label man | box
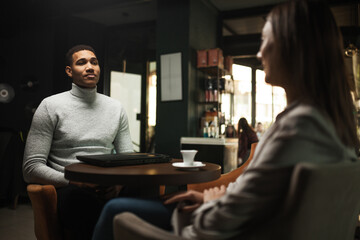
[255,122,264,138]
[23,45,133,239]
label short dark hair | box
[65,44,96,66]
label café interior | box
[0,0,359,239]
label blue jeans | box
[92,197,176,240]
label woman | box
[92,1,358,239]
[237,117,258,165]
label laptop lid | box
[76,152,171,167]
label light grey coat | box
[173,102,357,239]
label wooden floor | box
[0,198,36,240]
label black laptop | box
[76,152,171,167]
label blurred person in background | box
[237,117,259,165]
[255,122,265,138]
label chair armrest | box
[187,163,247,192]
[27,184,62,240]
[188,142,258,193]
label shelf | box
[198,101,219,104]
[196,63,233,137]
[198,66,226,76]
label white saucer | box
[172,161,206,169]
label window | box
[231,64,287,131]
[148,62,157,127]
[255,69,287,129]
[233,64,252,125]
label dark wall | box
[0,2,106,133]
[52,16,106,94]
[103,21,156,95]
[155,0,218,158]
[0,1,54,132]
[103,21,157,152]
[155,0,190,158]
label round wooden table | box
[65,159,221,186]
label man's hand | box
[98,185,123,200]
[163,190,204,213]
[69,181,123,200]
[203,185,226,203]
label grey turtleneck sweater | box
[23,83,133,187]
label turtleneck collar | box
[70,83,97,102]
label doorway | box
[110,71,141,152]
[146,61,157,153]
[109,61,157,153]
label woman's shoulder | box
[278,103,330,126]
[274,102,341,147]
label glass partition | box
[231,64,287,133]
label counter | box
[180,137,238,173]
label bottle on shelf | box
[205,77,214,102]
[203,122,209,138]
[213,89,218,102]
[207,87,213,102]
[209,124,215,138]
[207,116,219,138]
[213,116,219,138]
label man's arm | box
[23,101,69,187]
[113,107,133,153]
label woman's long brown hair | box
[237,117,255,136]
[268,0,359,149]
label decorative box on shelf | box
[197,48,225,69]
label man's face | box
[65,50,100,88]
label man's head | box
[65,45,100,88]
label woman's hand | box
[203,185,226,203]
[163,190,204,213]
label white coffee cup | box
[180,150,198,166]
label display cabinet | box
[196,49,234,137]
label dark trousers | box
[57,185,108,240]
[57,185,160,240]
[92,197,176,240]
